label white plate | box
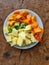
[3,9,44,49]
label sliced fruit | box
[34,27,43,34]
[15,14,22,19]
[34,34,42,42]
[8,15,14,20]
[31,21,38,28]
[31,16,36,22]
[27,14,32,19]
[13,11,20,15]
[20,9,28,16]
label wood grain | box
[0,0,49,65]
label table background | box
[0,0,49,65]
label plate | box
[3,9,44,49]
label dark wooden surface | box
[0,0,49,65]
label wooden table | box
[0,0,49,65]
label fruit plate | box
[3,9,44,49]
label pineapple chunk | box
[17,31,26,46]
[4,27,8,34]
[12,28,18,36]
[6,36,12,42]
[19,31,26,39]
[26,33,31,39]
[11,37,17,46]
[17,36,23,46]
[8,33,14,39]
[30,33,37,42]
[25,37,31,45]
[25,25,31,30]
